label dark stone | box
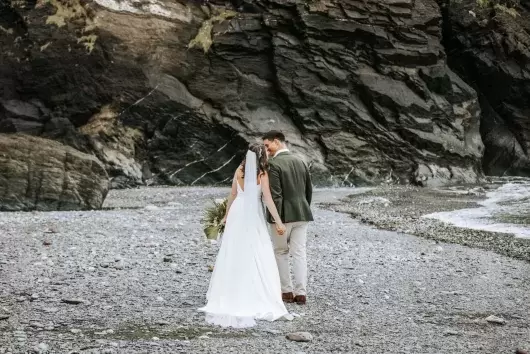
[1,99,42,120]
[110,175,140,190]
[0,134,109,211]
[440,0,530,177]
[0,118,44,135]
[61,298,85,305]
[0,0,501,187]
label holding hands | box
[275,221,286,236]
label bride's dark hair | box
[241,143,268,178]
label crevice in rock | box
[57,151,70,211]
[437,0,530,177]
[264,6,309,136]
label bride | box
[198,143,289,328]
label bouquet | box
[202,198,228,240]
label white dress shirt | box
[273,148,289,158]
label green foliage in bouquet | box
[202,198,228,240]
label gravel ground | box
[325,183,530,263]
[0,187,529,353]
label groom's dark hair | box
[262,130,286,142]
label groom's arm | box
[305,163,313,205]
[268,163,283,218]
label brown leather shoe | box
[294,295,306,305]
[282,292,294,303]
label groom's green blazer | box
[266,151,314,224]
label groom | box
[263,131,313,305]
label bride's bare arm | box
[222,170,239,222]
[260,173,284,228]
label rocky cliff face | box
[0,0,494,187]
[0,134,109,211]
[440,0,530,177]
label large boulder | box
[440,0,530,176]
[0,134,109,211]
[0,0,486,186]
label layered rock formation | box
[440,0,530,177]
[0,134,109,211]
[0,0,492,186]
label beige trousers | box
[270,221,309,296]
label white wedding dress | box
[198,151,289,328]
